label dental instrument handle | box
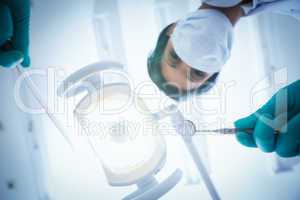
[14,66,74,150]
[2,41,74,149]
[195,128,281,135]
[184,120,281,135]
[183,138,221,200]
[172,117,221,200]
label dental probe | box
[1,41,74,150]
[185,120,281,135]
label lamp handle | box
[57,60,124,98]
[123,169,182,200]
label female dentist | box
[147,0,300,157]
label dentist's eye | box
[194,69,206,77]
[189,69,207,82]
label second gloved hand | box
[0,0,30,68]
[234,80,300,157]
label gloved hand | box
[0,0,30,68]
[234,80,300,157]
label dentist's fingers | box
[5,0,31,67]
[276,113,300,158]
[252,113,276,153]
[234,114,257,148]
[257,80,300,121]
[0,50,23,68]
[0,3,13,46]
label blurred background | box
[0,0,300,199]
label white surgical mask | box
[171,9,234,73]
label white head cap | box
[171,9,234,73]
[203,0,242,7]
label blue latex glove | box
[0,0,30,68]
[234,80,300,157]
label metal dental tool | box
[184,120,281,135]
[2,41,74,149]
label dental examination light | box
[14,59,220,200]
[57,61,182,200]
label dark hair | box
[147,23,219,101]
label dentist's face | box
[161,38,212,92]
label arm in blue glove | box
[0,0,30,68]
[234,80,300,157]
